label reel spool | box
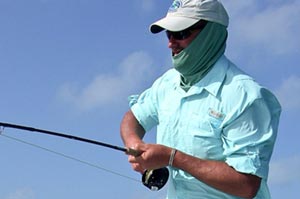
[142,167,169,191]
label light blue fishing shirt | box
[129,55,281,199]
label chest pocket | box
[190,109,225,160]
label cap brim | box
[150,16,199,33]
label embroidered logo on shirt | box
[208,108,224,119]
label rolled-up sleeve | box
[222,93,281,179]
[129,88,159,132]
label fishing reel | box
[126,148,169,191]
[142,167,169,191]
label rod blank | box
[0,122,130,154]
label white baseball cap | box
[150,0,229,33]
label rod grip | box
[126,148,142,157]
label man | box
[120,0,281,198]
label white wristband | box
[168,148,177,166]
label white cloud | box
[58,51,155,111]
[269,155,300,185]
[275,75,300,110]
[140,0,155,12]
[133,0,156,13]
[4,188,35,199]
[226,0,300,55]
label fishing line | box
[0,122,169,191]
[0,132,140,183]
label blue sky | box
[0,0,299,198]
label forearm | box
[172,150,261,198]
[120,110,145,148]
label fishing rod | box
[0,121,169,191]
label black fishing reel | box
[142,167,169,191]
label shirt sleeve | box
[129,87,159,132]
[222,89,281,179]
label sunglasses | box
[166,21,207,40]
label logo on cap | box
[168,0,182,12]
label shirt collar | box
[186,55,229,97]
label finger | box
[131,163,145,173]
[128,154,143,164]
[128,155,136,163]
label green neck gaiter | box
[172,22,228,91]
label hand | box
[128,143,172,173]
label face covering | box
[172,22,228,92]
